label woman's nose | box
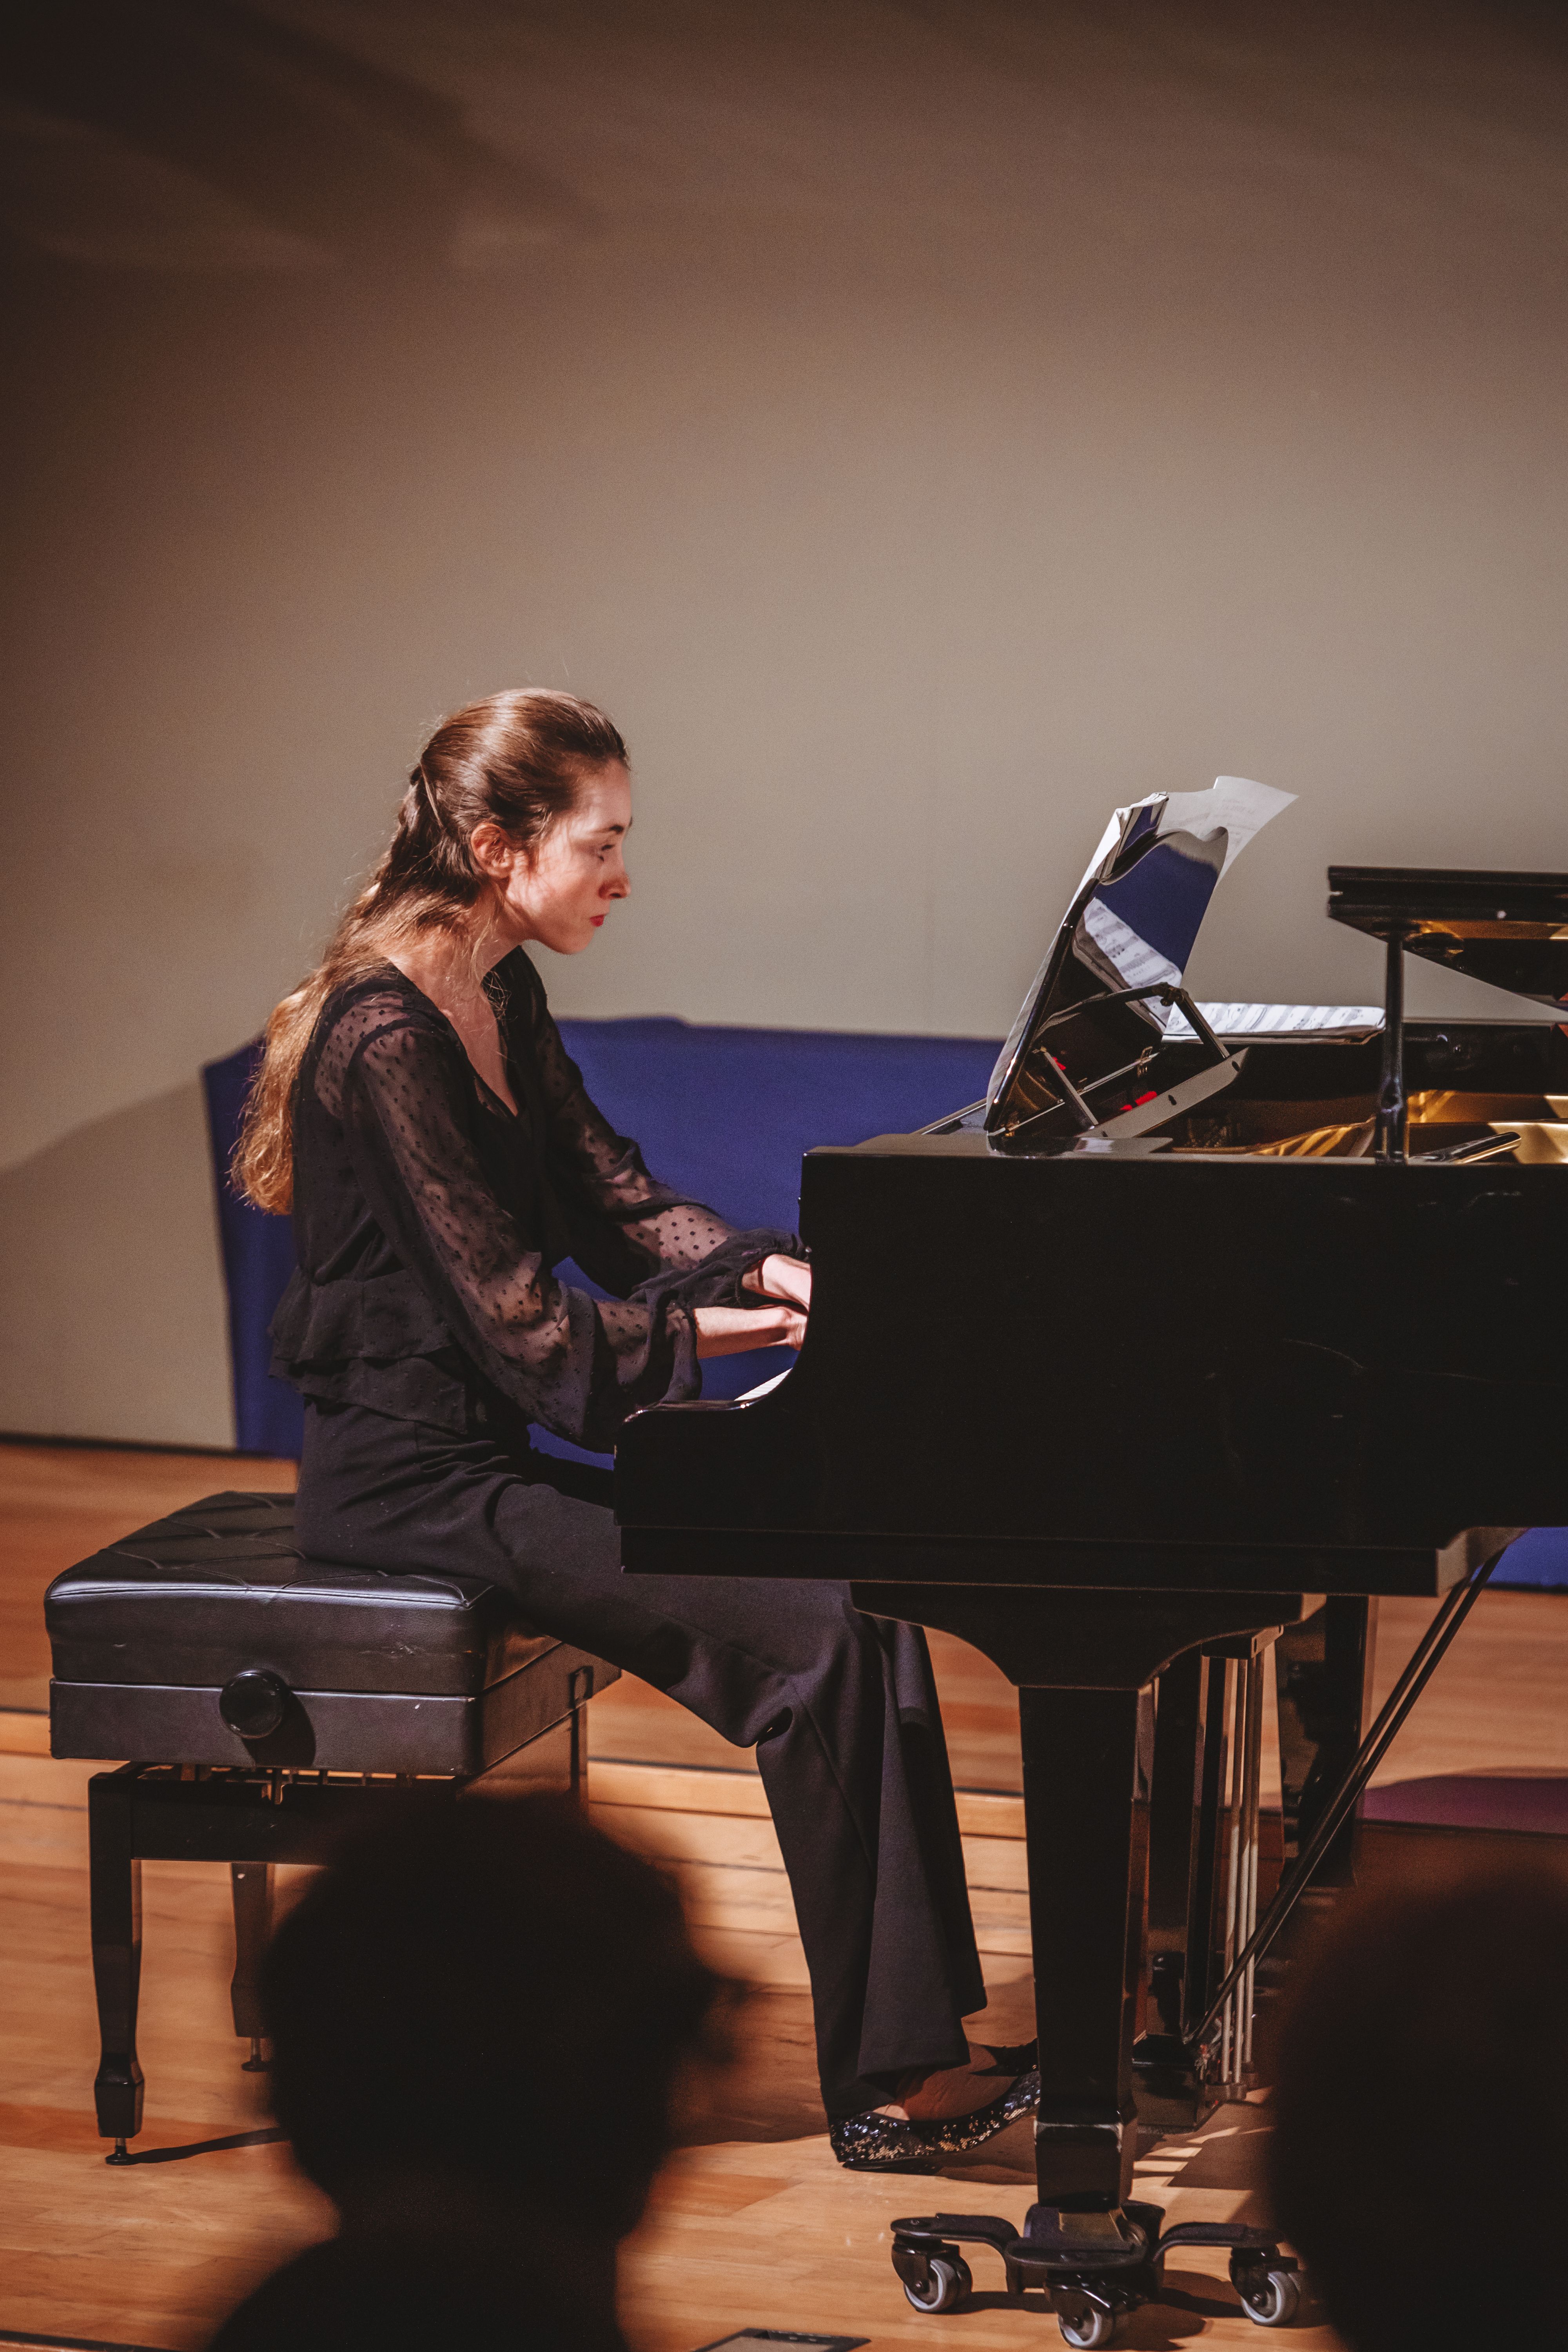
[605,857,630,899]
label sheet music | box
[1080,897,1181,994]
[1069,774,1296,907]
[1163,1002,1383,1042]
[736,1368,792,1401]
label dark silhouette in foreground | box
[1269,1858,1568,2351]
[207,1793,726,2351]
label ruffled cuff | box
[659,1298,702,1405]
[637,1229,805,1315]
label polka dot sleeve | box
[334,1011,700,1452]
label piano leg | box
[1020,1684,1145,2210]
[860,1585,1309,2333]
[895,1666,1299,2327]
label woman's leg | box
[296,1403,984,2117]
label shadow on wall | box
[0,0,586,272]
[0,1077,234,1448]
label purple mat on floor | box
[1363,1775,1568,1835]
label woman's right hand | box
[692,1302,806,1359]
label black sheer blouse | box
[270,952,802,1453]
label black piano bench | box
[44,1490,619,2165]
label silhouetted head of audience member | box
[1269,1859,1568,2352]
[208,1791,725,2352]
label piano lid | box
[1328,867,1568,1009]
[985,776,1294,1140]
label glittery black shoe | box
[829,2067,1040,2172]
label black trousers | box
[294,1399,985,2120]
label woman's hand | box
[692,1254,811,1357]
[693,1302,806,1358]
[741,1253,813,1312]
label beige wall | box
[0,1083,232,1446]
[2,0,1565,1441]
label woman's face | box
[491,762,632,956]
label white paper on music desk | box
[1163,1002,1384,1042]
[1070,774,1296,905]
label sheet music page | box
[1067,774,1296,906]
[1164,1002,1383,1041]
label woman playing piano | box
[236,689,1036,2169]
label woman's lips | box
[590,915,606,927]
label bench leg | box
[230,1862,274,2070]
[88,1769,143,2160]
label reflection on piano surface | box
[617,840,1568,2337]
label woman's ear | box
[467,820,517,880]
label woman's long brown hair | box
[233,689,628,1214]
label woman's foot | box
[829,2042,1040,2172]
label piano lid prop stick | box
[1374,926,1410,1162]
[1193,1545,1501,2052]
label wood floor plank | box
[595,1802,786,1873]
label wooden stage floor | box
[3,1439,1567,2348]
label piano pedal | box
[1130,2033,1230,2135]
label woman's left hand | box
[743,1253,812,1313]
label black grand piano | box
[617,803,1568,2344]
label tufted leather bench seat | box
[44,1490,618,2160]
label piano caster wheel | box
[1054,2289,1117,2349]
[1233,2263,1301,2327]
[105,2138,131,2167]
[901,2254,971,2314]
[241,2035,270,2073]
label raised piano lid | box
[1328,866,1568,1009]
[984,776,1293,1143]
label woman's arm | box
[693,1294,807,1357]
[336,1013,705,1451]
[517,965,808,1306]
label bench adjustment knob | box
[219,1668,289,1740]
